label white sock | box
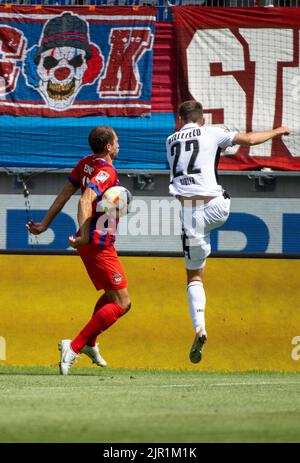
[187,281,206,332]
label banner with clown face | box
[0,6,155,117]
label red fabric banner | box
[173,7,300,170]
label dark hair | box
[88,126,115,154]
[178,100,203,123]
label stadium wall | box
[1,192,300,254]
[0,254,299,371]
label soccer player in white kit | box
[166,100,290,364]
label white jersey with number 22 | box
[166,123,237,197]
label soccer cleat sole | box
[189,334,207,364]
[92,359,107,367]
[80,345,107,367]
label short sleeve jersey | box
[166,124,237,197]
[69,154,119,246]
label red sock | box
[87,294,109,347]
[71,302,125,354]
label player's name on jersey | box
[168,128,202,144]
[180,177,196,185]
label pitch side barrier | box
[0,253,300,370]
[0,250,300,258]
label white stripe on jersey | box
[166,123,237,197]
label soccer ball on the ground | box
[100,186,133,217]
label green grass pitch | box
[0,366,299,443]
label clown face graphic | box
[23,13,103,111]
[36,46,88,110]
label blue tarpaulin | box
[0,112,175,169]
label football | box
[100,186,133,217]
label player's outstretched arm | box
[27,181,78,235]
[234,126,291,146]
[69,187,97,249]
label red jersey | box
[68,154,119,247]
[69,154,118,193]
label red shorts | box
[78,243,127,291]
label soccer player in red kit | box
[27,126,130,373]
[58,126,131,375]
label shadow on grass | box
[0,365,116,376]
[1,366,299,378]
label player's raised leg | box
[187,267,207,364]
[59,288,131,375]
[80,289,131,367]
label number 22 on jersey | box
[170,139,201,179]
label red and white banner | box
[173,7,300,170]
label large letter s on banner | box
[187,28,246,156]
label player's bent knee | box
[123,301,131,313]
[187,266,204,277]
